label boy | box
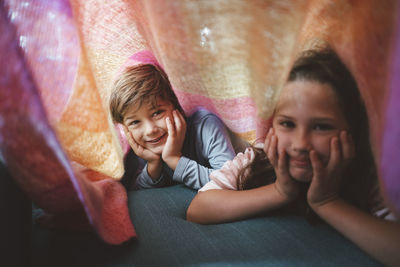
[110,62,236,190]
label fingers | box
[277,147,288,175]
[166,116,175,137]
[263,128,273,155]
[340,131,355,162]
[268,135,278,166]
[172,110,180,132]
[264,128,279,167]
[174,110,186,132]
[327,130,355,171]
[174,110,187,141]
[327,136,341,170]
[167,110,187,138]
[310,150,324,177]
[123,126,144,157]
[123,125,136,146]
[122,125,131,140]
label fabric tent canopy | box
[0,0,399,244]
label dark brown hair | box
[110,64,184,124]
[239,48,378,213]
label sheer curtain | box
[1,0,398,243]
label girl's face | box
[124,97,175,155]
[272,80,349,182]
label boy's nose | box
[144,121,159,135]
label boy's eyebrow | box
[123,112,141,122]
[124,115,136,121]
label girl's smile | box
[289,156,311,168]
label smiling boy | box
[110,63,236,189]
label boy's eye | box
[313,123,334,131]
[152,110,164,117]
[129,120,140,126]
[280,120,295,128]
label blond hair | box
[110,64,183,124]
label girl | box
[186,48,400,266]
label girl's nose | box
[292,130,311,152]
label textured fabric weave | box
[1,0,400,245]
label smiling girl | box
[186,48,400,266]
[110,62,236,190]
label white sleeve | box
[198,148,255,192]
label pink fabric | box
[0,0,135,245]
[2,0,400,241]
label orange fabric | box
[1,0,399,244]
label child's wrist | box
[309,195,341,213]
[148,158,162,166]
[164,155,181,170]
[273,183,295,204]
[147,160,163,181]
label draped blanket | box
[0,0,399,244]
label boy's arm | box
[173,113,236,189]
[135,162,169,189]
[186,184,291,224]
[311,199,400,267]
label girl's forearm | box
[311,199,400,267]
[186,184,291,224]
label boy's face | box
[123,97,175,155]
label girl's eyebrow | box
[310,117,336,123]
[276,114,337,123]
[275,114,293,120]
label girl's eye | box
[313,123,334,131]
[280,121,295,128]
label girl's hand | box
[307,131,355,208]
[123,125,160,163]
[162,110,187,169]
[264,128,300,202]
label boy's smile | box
[145,133,167,146]
[123,97,175,155]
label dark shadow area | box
[0,162,32,267]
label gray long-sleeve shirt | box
[135,108,236,190]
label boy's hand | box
[264,128,300,202]
[307,131,355,209]
[162,110,186,170]
[123,125,161,163]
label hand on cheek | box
[162,110,187,169]
[264,128,300,201]
[123,125,160,163]
[307,131,355,208]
